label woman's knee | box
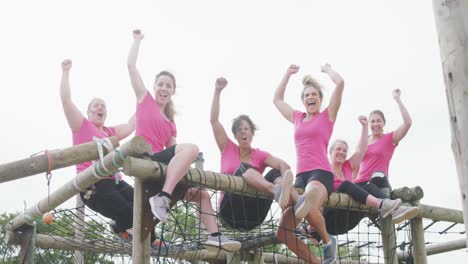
[177,143,199,159]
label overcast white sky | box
[0,0,466,261]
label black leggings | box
[324,182,386,235]
[336,180,387,204]
[80,179,134,232]
[219,163,281,231]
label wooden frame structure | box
[0,136,465,264]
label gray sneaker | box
[294,190,314,220]
[392,206,419,224]
[149,195,171,223]
[274,169,294,209]
[322,235,337,264]
[204,234,241,251]
[378,198,402,219]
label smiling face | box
[330,140,348,165]
[369,111,386,137]
[154,74,175,108]
[87,98,107,128]
[233,120,254,148]
[302,86,322,115]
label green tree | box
[0,211,117,264]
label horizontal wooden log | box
[410,186,424,201]
[7,137,151,231]
[123,157,379,214]
[418,204,464,223]
[0,137,119,184]
[125,158,466,223]
[8,232,131,255]
[391,187,412,201]
[398,238,467,260]
[123,157,268,199]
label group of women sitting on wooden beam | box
[59,29,418,263]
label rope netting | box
[4,183,464,264]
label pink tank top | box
[333,160,353,191]
[136,92,177,153]
[72,118,116,173]
[218,139,270,205]
[355,132,396,183]
[220,139,270,175]
[293,108,334,174]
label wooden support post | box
[0,137,119,183]
[8,136,151,231]
[248,249,264,264]
[19,223,36,264]
[380,217,398,264]
[410,217,427,264]
[132,178,151,264]
[432,0,468,244]
[74,195,85,264]
[226,252,241,264]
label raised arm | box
[273,65,299,124]
[127,29,148,103]
[210,77,229,152]
[113,113,136,140]
[264,154,291,176]
[322,63,344,122]
[60,59,84,132]
[348,115,369,178]
[392,89,412,145]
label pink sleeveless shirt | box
[220,139,270,175]
[355,132,396,183]
[136,92,177,153]
[72,118,116,173]
[293,108,334,174]
[333,160,353,191]
[218,139,270,205]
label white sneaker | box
[392,206,419,224]
[378,199,402,219]
[205,234,241,251]
[149,195,171,222]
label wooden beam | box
[410,217,427,264]
[7,136,151,231]
[418,204,463,223]
[380,218,398,264]
[432,0,468,244]
[123,157,380,213]
[0,137,119,183]
[398,238,467,260]
[132,178,151,264]
[74,195,85,264]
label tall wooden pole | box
[132,178,151,264]
[433,0,468,245]
[74,196,85,264]
[409,217,427,264]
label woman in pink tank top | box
[326,116,417,234]
[60,59,137,243]
[127,30,239,251]
[273,64,344,264]
[210,77,294,231]
[355,89,412,192]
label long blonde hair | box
[155,71,176,121]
